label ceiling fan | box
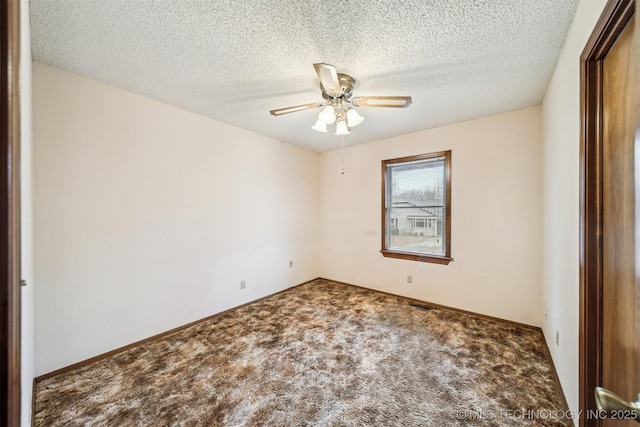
[270,63,412,136]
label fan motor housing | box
[321,73,355,100]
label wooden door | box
[0,0,22,425]
[580,0,639,426]
[602,11,637,427]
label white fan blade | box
[313,63,342,96]
[352,96,412,108]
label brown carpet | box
[34,279,571,426]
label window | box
[409,217,431,228]
[381,151,452,264]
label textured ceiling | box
[30,0,579,152]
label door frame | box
[579,0,635,425]
[0,0,21,425]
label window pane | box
[390,207,444,255]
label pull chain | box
[341,135,345,175]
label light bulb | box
[318,105,336,124]
[346,108,364,127]
[312,119,327,132]
[335,120,350,136]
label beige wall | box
[318,106,543,326]
[541,0,607,415]
[33,63,319,375]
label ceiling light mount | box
[321,73,355,101]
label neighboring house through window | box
[381,151,452,265]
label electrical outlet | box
[555,330,560,347]
[406,275,413,284]
[544,309,548,321]
[240,280,246,290]
[289,260,293,268]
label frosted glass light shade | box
[318,105,336,124]
[346,108,364,127]
[335,120,350,136]
[312,119,327,132]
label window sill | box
[380,249,453,265]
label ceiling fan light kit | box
[318,105,336,124]
[311,119,328,133]
[346,108,364,127]
[335,120,350,136]
[270,63,412,137]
